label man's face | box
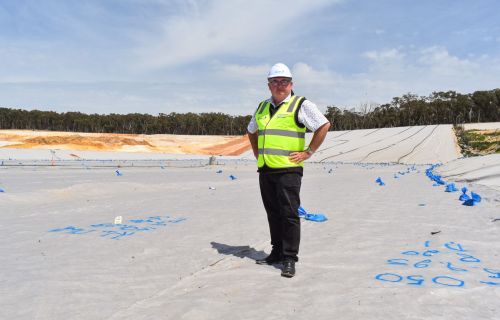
[268,77,293,104]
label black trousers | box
[259,172,302,262]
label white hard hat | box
[267,63,292,79]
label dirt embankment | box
[455,126,500,156]
[0,130,252,156]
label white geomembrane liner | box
[0,124,499,320]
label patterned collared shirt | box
[247,94,329,133]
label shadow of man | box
[210,242,282,269]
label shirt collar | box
[268,94,292,107]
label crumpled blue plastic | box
[298,206,327,222]
[445,183,458,192]
[298,206,307,217]
[459,187,470,201]
[471,192,482,203]
[0,188,5,193]
[425,165,446,185]
[459,193,470,201]
[375,177,385,186]
[305,213,328,222]
[115,170,123,176]
[462,199,475,206]
[461,190,482,206]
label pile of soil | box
[0,130,251,156]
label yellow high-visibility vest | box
[255,95,306,168]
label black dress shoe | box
[256,253,282,265]
[281,260,295,278]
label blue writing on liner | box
[456,253,481,263]
[414,259,432,268]
[49,226,96,234]
[444,242,466,252]
[375,273,403,283]
[386,259,408,266]
[479,281,500,286]
[401,251,419,255]
[422,250,439,257]
[49,215,186,240]
[444,262,468,272]
[407,275,425,286]
[483,268,500,279]
[100,230,135,240]
[375,240,499,288]
[432,276,464,287]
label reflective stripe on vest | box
[257,129,305,138]
[255,95,306,168]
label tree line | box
[1,89,499,135]
[325,89,500,131]
[0,109,251,135]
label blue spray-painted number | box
[422,250,439,257]
[444,262,468,272]
[479,281,500,286]
[414,259,432,268]
[375,273,403,283]
[401,251,419,255]
[432,276,464,287]
[407,275,425,286]
[386,259,408,266]
[483,268,500,279]
[456,253,481,263]
[444,242,466,252]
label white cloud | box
[418,46,476,69]
[264,47,500,110]
[2,2,499,116]
[136,0,336,69]
[217,64,270,79]
[351,46,500,106]
[363,49,404,62]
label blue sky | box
[1,0,499,116]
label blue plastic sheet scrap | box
[459,187,470,201]
[445,183,458,192]
[463,192,482,206]
[375,177,385,186]
[425,164,445,186]
[459,187,482,206]
[115,170,123,176]
[298,206,328,222]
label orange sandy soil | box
[0,130,251,156]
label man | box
[247,63,330,278]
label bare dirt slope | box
[0,130,251,156]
